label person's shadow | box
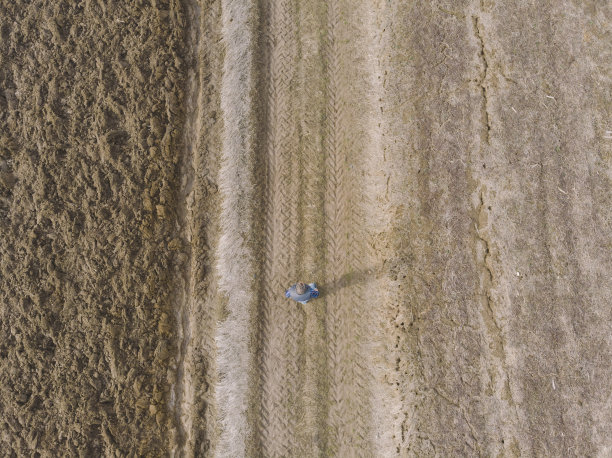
[318,264,385,296]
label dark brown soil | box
[0,0,187,455]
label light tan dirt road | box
[1,0,611,456]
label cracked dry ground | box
[1,0,611,456]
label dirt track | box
[1,0,611,456]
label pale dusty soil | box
[1,0,611,457]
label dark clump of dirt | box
[0,0,188,454]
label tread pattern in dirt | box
[256,0,302,455]
[323,0,372,454]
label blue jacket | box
[285,283,319,304]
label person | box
[285,281,319,304]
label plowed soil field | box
[1,0,611,456]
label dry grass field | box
[1,0,611,456]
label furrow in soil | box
[171,0,201,454]
[180,0,225,455]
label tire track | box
[294,0,329,453]
[255,0,301,455]
[323,2,347,448]
[323,0,372,453]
